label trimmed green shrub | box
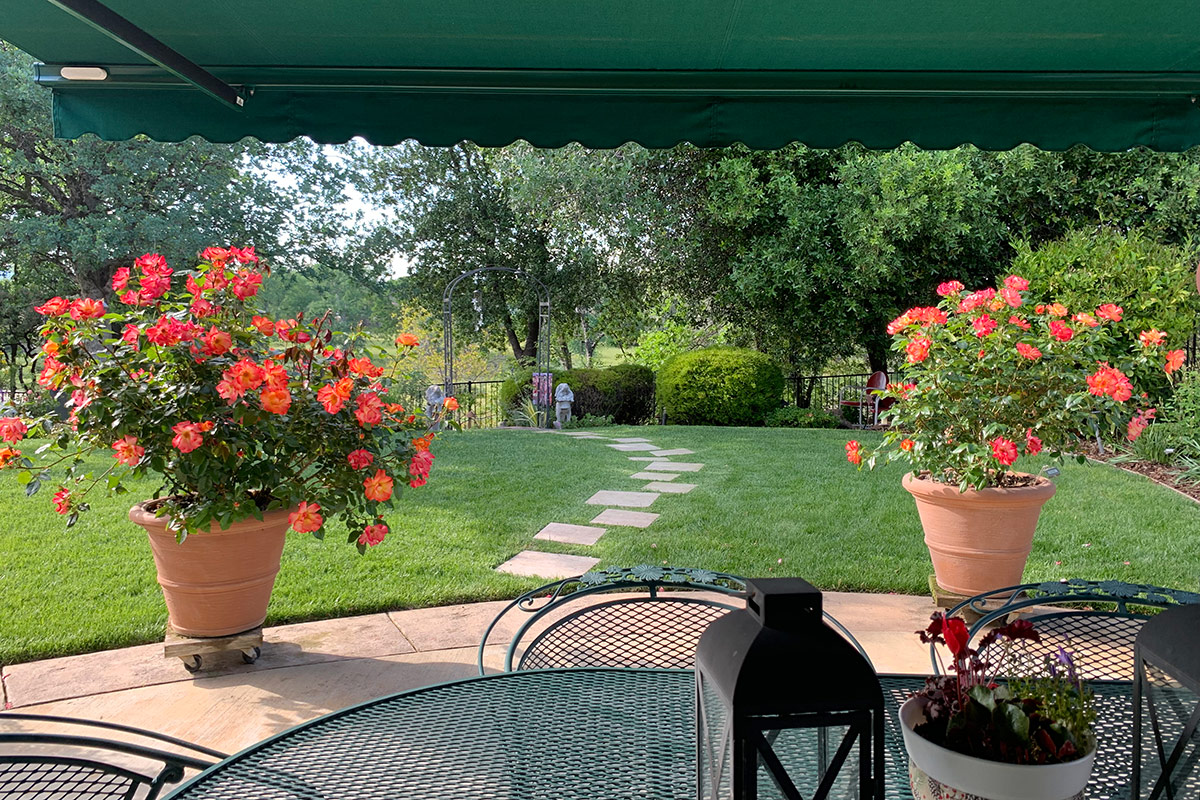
[657,347,784,426]
[501,364,656,425]
[764,406,840,429]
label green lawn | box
[2,427,1198,665]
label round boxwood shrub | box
[657,347,784,426]
[502,364,656,424]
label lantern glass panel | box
[756,723,860,800]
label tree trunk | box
[864,333,891,375]
[559,339,573,371]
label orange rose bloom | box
[395,333,419,347]
[288,501,323,533]
[260,388,292,415]
[1165,349,1186,374]
[363,469,395,502]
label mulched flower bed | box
[1077,441,1200,503]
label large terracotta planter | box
[130,501,290,637]
[902,472,1056,597]
[900,698,1093,800]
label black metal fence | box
[447,380,507,428]
[787,373,874,412]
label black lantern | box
[696,577,883,800]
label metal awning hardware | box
[43,0,245,109]
[58,66,108,80]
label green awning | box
[5,1,1200,150]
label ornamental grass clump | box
[2,247,451,551]
[914,612,1096,765]
[846,275,1187,490]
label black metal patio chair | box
[0,713,227,800]
[478,564,874,674]
[933,579,1200,680]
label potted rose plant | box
[847,275,1185,597]
[901,612,1097,800]
[1,247,450,637]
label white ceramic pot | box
[899,698,1094,800]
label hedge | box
[501,363,656,425]
[657,347,784,426]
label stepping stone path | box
[496,429,707,578]
[498,551,600,578]
[642,461,704,472]
[630,471,678,481]
[590,508,660,528]
[645,482,695,494]
[586,490,659,508]
[535,522,607,546]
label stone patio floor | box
[1,592,939,753]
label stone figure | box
[554,382,575,428]
[425,385,446,430]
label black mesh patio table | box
[163,669,1149,800]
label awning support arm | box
[43,0,245,109]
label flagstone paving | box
[642,461,704,472]
[497,550,600,578]
[585,490,660,508]
[645,481,695,494]
[611,437,651,443]
[629,456,662,461]
[0,593,938,753]
[607,442,661,452]
[630,471,678,480]
[533,522,608,546]
[590,508,660,528]
[650,448,694,457]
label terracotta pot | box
[899,698,1093,800]
[130,501,290,637]
[902,472,1056,598]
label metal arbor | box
[443,268,551,426]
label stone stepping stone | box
[645,481,696,494]
[586,490,659,508]
[534,522,607,546]
[591,509,659,528]
[643,461,704,472]
[608,443,660,452]
[612,437,651,443]
[651,448,694,457]
[497,551,600,579]
[630,471,678,481]
[629,456,662,461]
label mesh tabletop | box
[165,670,1153,800]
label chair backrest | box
[0,714,225,800]
[932,579,1200,681]
[865,371,888,391]
[480,566,877,673]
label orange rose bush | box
[847,275,1185,490]
[8,247,444,552]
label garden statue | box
[425,385,446,430]
[554,382,575,428]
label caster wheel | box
[241,646,261,664]
[182,654,202,673]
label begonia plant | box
[847,275,1186,490]
[0,247,451,551]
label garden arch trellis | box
[443,267,551,426]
